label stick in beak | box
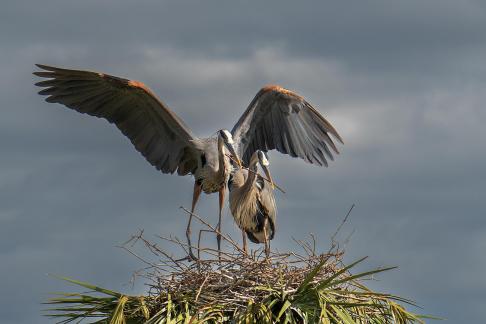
[262,164,275,190]
[257,151,285,193]
[226,143,242,168]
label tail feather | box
[245,216,275,244]
[246,231,261,244]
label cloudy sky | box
[1,0,486,322]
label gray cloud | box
[1,1,486,323]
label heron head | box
[218,129,241,167]
[218,129,234,144]
[257,150,270,166]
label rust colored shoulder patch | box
[128,80,148,91]
[128,80,155,96]
[261,84,301,98]
[261,84,282,92]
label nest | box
[131,235,343,317]
[46,207,430,323]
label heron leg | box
[186,182,202,261]
[263,218,269,258]
[217,186,225,260]
[242,229,248,255]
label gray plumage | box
[232,85,343,167]
[228,151,276,253]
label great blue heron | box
[228,150,276,256]
[34,64,343,260]
[33,64,240,260]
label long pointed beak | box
[226,144,242,167]
[262,165,275,190]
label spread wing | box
[34,64,200,175]
[231,85,343,166]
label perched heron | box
[34,64,343,260]
[33,64,240,260]
[228,150,276,256]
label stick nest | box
[135,233,343,316]
[47,207,430,323]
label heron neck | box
[217,137,226,177]
[243,160,259,191]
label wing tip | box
[333,131,344,145]
[34,80,52,87]
[33,65,57,79]
[37,88,52,95]
[35,63,56,71]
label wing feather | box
[34,64,199,175]
[232,85,343,166]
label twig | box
[179,206,245,254]
[194,275,210,303]
[331,203,355,244]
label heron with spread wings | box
[34,64,343,260]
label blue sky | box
[1,1,485,322]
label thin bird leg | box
[217,186,225,260]
[186,182,202,261]
[242,229,248,255]
[263,218,269,258]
